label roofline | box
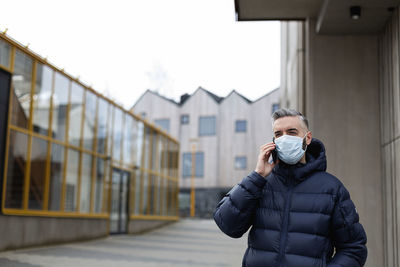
[252,87,280,103]
[131,89,180,111]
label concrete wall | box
[379,8,400,267]
[281,19,384,266]
[0,215,108,251]
[281,21,305,112]
[305,20,383,267]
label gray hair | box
[271,108,309,130]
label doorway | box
[110,168,130,234]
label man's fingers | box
[260,142,274,150]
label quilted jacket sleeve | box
[213,171,267,238]
[329,184,368,267]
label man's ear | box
[306,131,312,145]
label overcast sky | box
[1,0,280,109]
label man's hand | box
[255,142,278,178]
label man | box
[214,109,367,267]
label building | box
[234,1,400,266]
[132,86,280,217]
[0,32,179,251]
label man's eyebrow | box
[287,128,298,132]
[274,130,282,134]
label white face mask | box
[274,133,308,165]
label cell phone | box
[272,137,277,163]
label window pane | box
[68,82,84,147]
[33,64,53,136]
[161,137,168,176]
[180,114,189,125]
[127,117,139,166]
[112,109,123,161]
[272,103,280,114]
[149,174,156,214]
[11,50,33,129]
[48,143,64,211]
[142,172,149,214]
[235,156,247,169]
[155,175,161,215]
[182,152,191,178]
[133,169,141,215]
[143,127,151,169]
[195,152,204,177]
[102,160,110,213]
[151,131,158,169]
[170,143,179,177]
[167,180,173,216]
[235,120,247,132]
[97,98,108,154]
[161,178,167,215]
[52,72,69,141]
[123,114,132,164]
[107,105,114,156]
[83,91,97,151]
[199,116,216,136]
[0,39,11,68]
[5,130,28,209]
[158,136,164,172]
[28,137,48,210]
[80,153,92,213]
[133,121,144,167]
[94,157,104,213]
[154,119,170,133]
[65,149,79,212]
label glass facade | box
[0,34,179,221]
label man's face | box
[273,116,312,145]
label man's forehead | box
[273,116,304,131]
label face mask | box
[274,133,308,165]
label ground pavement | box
[0,219,247,267]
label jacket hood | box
[272,138,327,183]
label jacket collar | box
[272,138,327,184]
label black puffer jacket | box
[214,138,367,267]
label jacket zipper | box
[277,178,294,266]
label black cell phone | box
[272,137,277,163]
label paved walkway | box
[0,219,247,267]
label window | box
[181,114,189,125]
[113,109,123,161]
[235,120,247,133]
[5,130,28,209]
[155,119,170,133]
[68,82,84,147]
[28,137,48,210]
[83,91,97,151]
[199,116,216,136]
[235,156,247,169]
[48,143,64,211]
[0,39,11,68]
[33,64,53,136]
[272,103,280,114]
[11,50,33,129]
[65,149,80,212]
[182,152,204,178]
[52,72,69,141]
[140,112,146,119]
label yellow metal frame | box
[0,32,179,220]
